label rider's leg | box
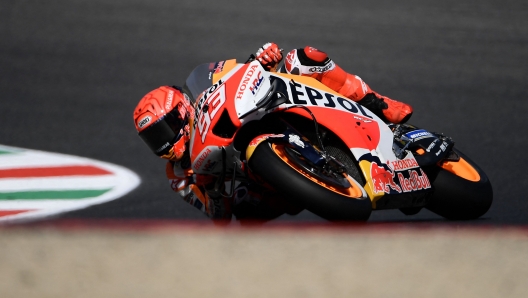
[283,46,413,123]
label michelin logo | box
[405,129,432,141]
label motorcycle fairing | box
[189,62,277,175]
[234,63,273,121]
[245,133,285,161]
[244,132,369,200]
[244,64,427,203]
[188,60,427,203]
[268,72,423,203]
[211,59,239,84]
[356,151,432,207]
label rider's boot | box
[283,46,413,123]
[357,93,413,124]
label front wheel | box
[425,148,493,220]
[248,141,372,221]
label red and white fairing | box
[188,60,425,202]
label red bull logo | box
[370,162,401,194]
[397,169,431,192]
[213,60,225,74]
[248,134,285,147]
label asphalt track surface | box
[1,0,527,225]
[2,2,528,298]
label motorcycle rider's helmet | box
[133,86,195,161]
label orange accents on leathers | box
[302,46,373,101]
[300,46,413,123]
[323,69,371,101]
[379,97,414,124]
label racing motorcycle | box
[182,59,493,221]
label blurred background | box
[1,0,527,224]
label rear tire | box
[426,149,493,220]
[248,141,372,221]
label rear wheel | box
[248,141,372,221]
[426,148,493,220]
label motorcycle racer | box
[133,85,301,223]
[133,42,414,223]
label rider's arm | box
[166,160,232,222]
[253,42,383,100]
[165,160,206,213]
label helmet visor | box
[138,110,186,156]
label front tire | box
[426,148,493,220]
[248,141,372,221]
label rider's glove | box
[255,42,283,70]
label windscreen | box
[182,62,218,104]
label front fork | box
[246,129,326,167]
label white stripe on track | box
[0,176,117,192]
[0,144,141,224]
[0,150,92,169]
[0,200,93,210]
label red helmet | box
[133,86,195,161]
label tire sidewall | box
[426,148,493,220]
[248,141,372,221]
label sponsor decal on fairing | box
[202,159,218,172]
[249,71,264,95]
[436,141,449,156]
[195,79,225,121]
[213,61,225,74]
[236,64,259,100]
[195,83,226,143]
[396,168,431,193]
[354,115,372,123]
[370,162,402,194]
[246,134,285,161]
[193,147,212,171]
[389,158,420,171]
[365,154,431,196]
[426,139,438,152]
[403,129,433,141]
[287,79,374,119]
[249,134,285,146]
